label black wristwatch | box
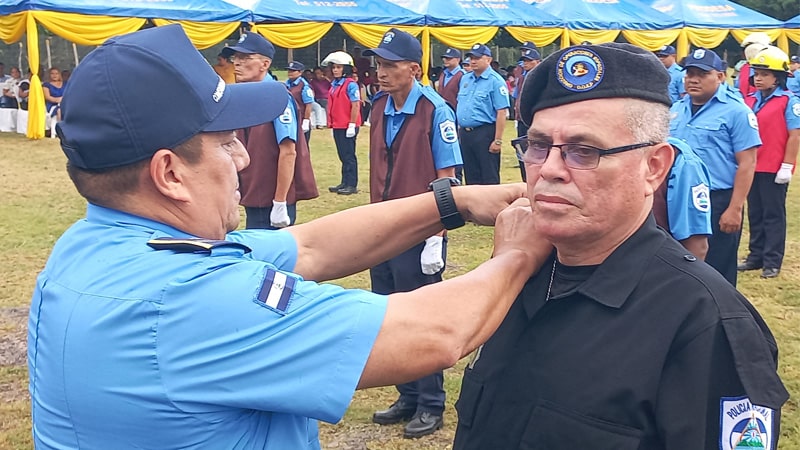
[428,177,465,230]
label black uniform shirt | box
[453,215,788,450]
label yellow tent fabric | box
[34,12,145,46]
[253,22,334,48]
[505,27,563,48]
[26,13,45,139]
[0,12,26,43]
[153,19,240,49]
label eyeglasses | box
[511,136,657,170]
[229,54,262,63]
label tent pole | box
[288,48,294,65]
[18,42,23,72]
[317,40,321,66]
[45,39,52,69]
[72,43,79,68]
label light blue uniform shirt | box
[787,70,800,95]
[748,86,800,130]
[668,63,685,104]
[286,77,315,105]
[441,66,465,88]
[332,77,361,102]
[273,93,299,143]
[456,68,510,128]
[512,69,528,99]
[28,204,387,450]
[669,84,761,190]
[666,137,712,241]
[382,82,463,169]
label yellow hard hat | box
[749,45,791,75]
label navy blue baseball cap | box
[442,48,461,59]
[363,28,422,63]
[56,24,288,170]
[520,48,541,61]
[791,55,799,63]
[466,44,492,59]
[222,32,275,59]
[683,48,724,72]
[655,45,676,57]
[287,61,305,71]
[520,41,537,51]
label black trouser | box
[458,124,500,185]
[304,130,311,146]
[516,119,528,182]
[370,241,447,415]
[745,172,788,270]
[244,204,297,230]
[332,128,358,188]
[706,189,741,286]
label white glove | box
[270,200,291,228]
[420,236,445,275]
[775,163,793,184]
[302,119,311,133]
[345,122,357,138]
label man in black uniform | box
[453,43,788,450]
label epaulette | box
[419,85,448,109]
[147,237,252,254]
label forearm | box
[350,101,359,123]
[304,105,312,121]
[729,158,755,211]
[357,249,546,389]
[273,139,297,203]
[784,135,799,165]
[494,109,506,140]
[679,235,708,261]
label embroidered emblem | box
[238,34,247,44]
[748,112,759,130]
[499,85,509,96]
[555,48,604,92]
[383,31,395,44]
[212,77,225,103]
[693,49,706,59]
[256,269,296,314]
[305,86,314,99]
[279,105,292,124]
[793,103,800,117]
[472,44,480,50]
[691,183,710,212]
[439,119,457,143]
[719,396,773,450]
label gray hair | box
[624,99,670,144]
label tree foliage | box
[731,0,799,21]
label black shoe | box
[372,400,416,425]
[403,412,443,439]
[737,261,762,271]
[336,186,358,195]
[761,268,780,279]
[328,183,345,193]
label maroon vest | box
[237,99,319,207]
[288,79,310,122]
[438,70,463,110]
[369,93,438,204]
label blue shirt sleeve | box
[226,229,298,271]
[346,82,360,102]
[157,259,388,423]
[784,95,800,130]
[727,104,762,153]
[666,140,712,241]
[272,95,298,143]
[490,74,510,111]
[301,80,315,105]
[430,104,463,170]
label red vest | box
[236,99,319,207]
[369,93,438,204]
[438,70,463,110]
[745,93,791,173]
[327,78,361,129]
[738,63,758,99]
[287,79,310,123]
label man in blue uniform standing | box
[438,47,465,110]
[457,43,510,185]
[286,60,315,144]
[29,25,552,450]
[362,28,463,439]
[513,48,542,181]
[669,48,760,286]
[786,55,800,95]
[655,45,685,103]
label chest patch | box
[255,269,296,314]
[719,396,773,450]
[691,183,710,212]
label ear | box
[149,149,192,202]
[643,142,675,197]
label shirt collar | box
[444,67,461,77]
[751,86,790,103]
[86,203,195,238]
[332,77,348,87]
[384,82,422,116]
[523,215,667,318]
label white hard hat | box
[321,51,354,67]
[741,32,771,48]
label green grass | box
[1,124,800,449]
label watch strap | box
[430,178,465,230]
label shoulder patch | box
[279,105,293,124]
[147,238,252,254]
[792,102,800,117]
[691,183,710,212]
[720,396,774,450]
[305,86,314,98]
[499,85,509,96]
[748,112,759,130]
[255,268,296,314]
[439,119,457,144]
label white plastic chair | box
[0,108,16,132]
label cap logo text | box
[556,48,605,93]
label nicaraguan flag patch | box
[255,269,296,314]
[719,396,773,450]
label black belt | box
[460,124,492,132]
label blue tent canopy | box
[784,13,800,29]
[529,0,682,30]
[248,0,424,25]
[0,0,252,22]
[648,0,782,29]
[387,0,562,27]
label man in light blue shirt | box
[786,55,800,95]
[456,43,510,185]
[655,45,685,103]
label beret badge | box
[556,48,605,93]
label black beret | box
[519,43,671,127]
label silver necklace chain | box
[545,258,557,302]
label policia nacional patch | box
[720,396,774,450]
